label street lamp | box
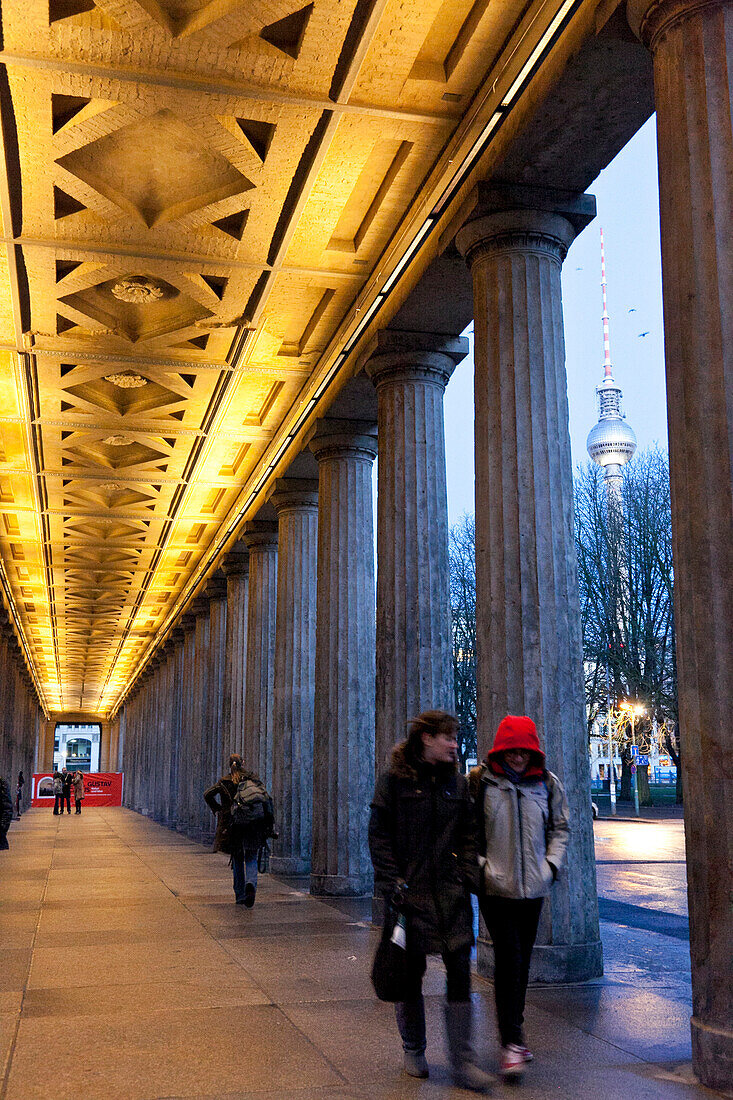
[619,701,645,817]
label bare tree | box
[449,513,477,768]
[574,447,680,802]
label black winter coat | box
[0,777,13,849]
[369,742,479,955]
[204,773,273,855]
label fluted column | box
[205,574,228,824]
[190,596,211,838]
[626,1,732,1086]
[457,185,602,983]
[167,627,185,827]
[222,546,249,758]
[269,478,319,874]
[366,331,467,768]
[177,612,197,835]
[309,420,377,896]
[242,521,278,787]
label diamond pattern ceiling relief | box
[0,0,608,715]
[58,110,255,228]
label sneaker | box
[243,882,256,908]
[501,1045,525,1076]
[516,1045,533,1062]
[403,1051,429,1079]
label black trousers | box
[404,944,472,1003]
[479,895,543,1047]
[61,793,71,813]
[53,794,62,814]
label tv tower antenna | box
[586,228,637,493]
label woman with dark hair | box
[73,771,84,814]
[470,715,570,1079]
[204,753,275,907]
[369,710,492,1092]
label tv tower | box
[586,229,637,492]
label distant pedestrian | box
[15,770,24,817]
[60,768,72,814]
[470,715,570,1079]
[204,753,276,908]
[369,710,492,1092]
[0,776,12,849]
[73,771,84,814]
[52,771,63,815]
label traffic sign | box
[630,745,639,758]
[637,755,649,766]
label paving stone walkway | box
[0,809,721,1100]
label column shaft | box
[628,0,733,1085]
[222,548,249,758]
[367,332,467,768]
[457,194,602,982]
[310,423,377,896]
[243,524,278,787]
[270,480,318,874]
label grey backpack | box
[230,776,273,829]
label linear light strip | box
[112,0,583,715]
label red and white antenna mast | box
[600,227,613,380]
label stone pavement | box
[0,809,724,1100]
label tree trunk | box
[619,749,633,802]
[637,764,654,806]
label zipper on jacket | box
[515,786,526,895]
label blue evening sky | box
[443,116,669,525]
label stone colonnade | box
[0,605,43,806]
[118,243,602,980]
[116,16,731,1080]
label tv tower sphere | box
[586,230,637,489]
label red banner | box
[32,772,124,807]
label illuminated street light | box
[619,701,646,816]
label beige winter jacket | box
[470,766,570,899]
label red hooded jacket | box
[487,715,546,779]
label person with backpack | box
[369,711,493,1092]
[469,715,570,1079]
[204,754,275,908]
[0,775,13,849]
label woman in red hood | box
[469,715,570,1079]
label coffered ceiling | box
[0,0,646,717]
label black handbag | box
[371,904,411,1002]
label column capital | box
[220,546,249,576]
[456,182,595,269]
[269,477,319,514]
[203,571,227,602]
[179,612,197,633]
[627,0,725,48]
[365,330,468,392]
[190,596,210,619]
[308,418,378,463]
[242,520,278,550]
[170,626,185,645]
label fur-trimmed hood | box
[387,739,458,784]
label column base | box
[371,894,386,925]
[478,935,603,983]
[692,1016,733,1092]
[310,872,373,897]
[270,855,311,875]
